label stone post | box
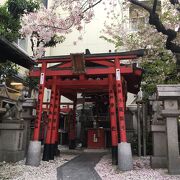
[150,100,167,168]
[137,101,142,157]
[0,121,25,162]
[157,85,180,174]
[22,98,36,154]
[142,101,147,156]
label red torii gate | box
[29,50,143,167]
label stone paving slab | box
[57,153,104,180]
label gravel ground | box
[0,154,77,180]
[95,154,180,180]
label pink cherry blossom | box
[20,0,106,58]
[19,0,179,58]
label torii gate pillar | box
[108,74,118,165]
[69,98,77,149]
[42,76,60,161]
[115,58,133,171]
[26,62,47,166]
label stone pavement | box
[57,153,104,180]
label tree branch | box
[148,12,179,53]
[152,0,158,13]
[170,0,178,5]
[80,0,89,11]
[37,18,75,31]
[169,0,180,11]
[82,0,102,13]
[129,0,180,54]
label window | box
[129,16,148,32]
[14,38,28,53]
[42,0,48,8]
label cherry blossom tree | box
[20,0,108,58]
[20,0,179,58]
[100,1,180,97]
[128,0,180,59]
